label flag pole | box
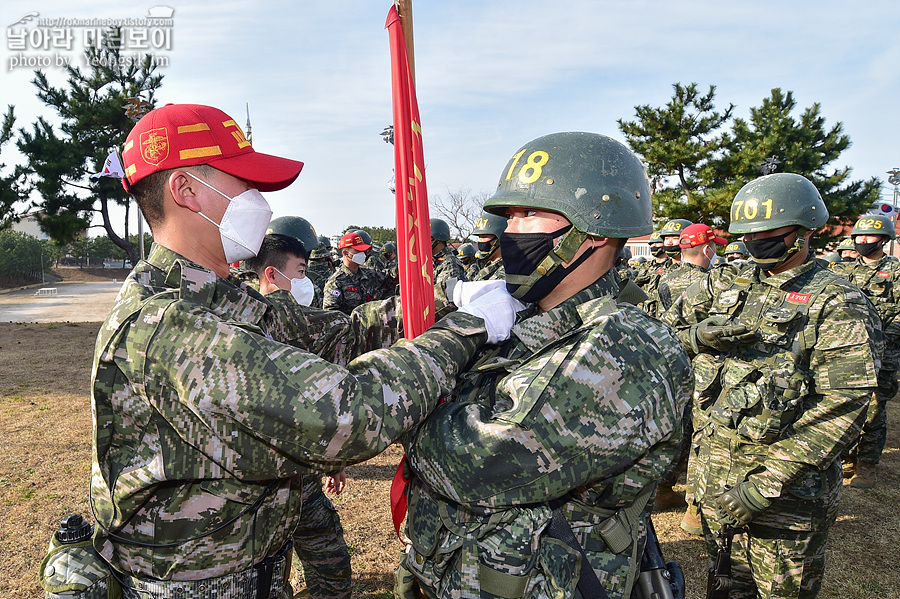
[397,0,415,88]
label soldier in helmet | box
[836,236,858,262]
[723,240,750,264]
[430,217,468,285]
[396,132,693,599]
[633,230,667,288]
[831,214,900,488]
[456,242,476,267]
[307,237,337,307]
[267,215,325,308]
[639,219,692,316]
[663,173,882,599]
[468,210,507,281]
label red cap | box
[121,104,303,193]
[338,232,372,251]
[679,223,727,248]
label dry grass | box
[1,321,897,598]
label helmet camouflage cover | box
[728,173,828,234]
[851,214,896,240]
[483,132,652,238]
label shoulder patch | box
[331,289,341,297]
[877,271,890,278]
[787,291,811,304]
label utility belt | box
[119,539,292,599]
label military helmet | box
[836,237,856,251]
[430,218,451,242]
[382,241,397,255]
[822,251,841,264]
[317,235,332,250]
[633,255,647,264]
[728,173,828,234]
[471,211,507,238]
[267,216,318,253]
[482,132,652,238]
[851,214,896,240]
[658,219,693,237]
[723,241,749,257]
[457,243,476,259]
[353,229,373,245]
[648,231,664,245]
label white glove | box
[451,279,507,307]
[457,287,526,344]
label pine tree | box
[0,106,29,230]
[17,29,163,264]
[617,83,733,227]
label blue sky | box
[2,1,899,238]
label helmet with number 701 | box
[728,173,828,234]
[482,132,652,238]
[851,214,896,240]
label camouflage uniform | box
[663,258,882,599]
[638,260,679,317]
[432,245,468,286]
[90,244,489,592]
[305,260,334,309]
[401,271,693,599]
[468,258,505,282]
[831,255,900,464]
[632,258,668,289]
[322,263,386,314]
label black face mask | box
[650,245,666,258]
[663,244,681,257]
[476,239,497,256]
[841,255,855,263]
[743,227,798,268]
[854,241,883,258]
[501,225,594,303]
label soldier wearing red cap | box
[86,103,523,598]
[322,231,389,314]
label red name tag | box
[787,292,811,304]
[877,271,890,278]
[347,286,359,292]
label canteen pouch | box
[40,538,121,599]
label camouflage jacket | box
[662,258,882,521]
[632,258,670,289]
[322,263,386,314]
[831,255,900,362]
[90,244,488,581]
[469,258,505,282]
[656,262,708,314]
[402,270,693,599]
[636,260,679,317]
[432,245,468,286]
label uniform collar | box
[756,256,818,289]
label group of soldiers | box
[59,100,893,599]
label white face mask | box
[187,172,273,263]
[351,251,366,266]
[273,267,315,306]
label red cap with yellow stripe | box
[121,104,303,193]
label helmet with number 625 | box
[482,132,652,238]
[851,214,896,240]
[728,173,828,234]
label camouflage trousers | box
[843,367,895,464]
[293,479,351,599]
[698,483,840,599]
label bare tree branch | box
[430,186,489,241]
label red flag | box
[386,3,435,541]
[386,4,434,340]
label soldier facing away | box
[91,103,523,598]
[395,132,693,599]
[663,173,882,599]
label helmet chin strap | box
[504,227,588,294]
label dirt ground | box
[0,316,898,597]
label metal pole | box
[41,251,45,284]
[888,169,900,256]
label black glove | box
[692,316,756,352]
[713,481,771,528]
